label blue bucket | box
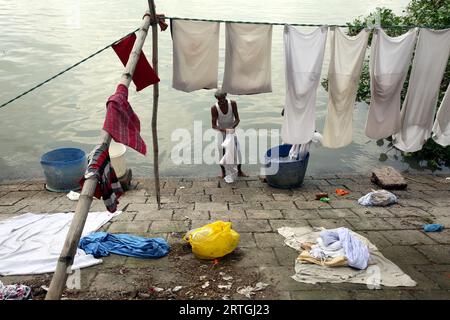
[263,144,309,189]
[40,148,87,192]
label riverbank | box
[0,173,449,300]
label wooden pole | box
[45,12,153,300]
[148,0,161,210]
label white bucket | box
[109,142,127,178]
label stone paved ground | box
[0,173,449,300]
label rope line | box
[0,28,139,110]
[165,16,450,29]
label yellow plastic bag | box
[183,221,240,260]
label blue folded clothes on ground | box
[423,224,444,232]
[79,232,170,258]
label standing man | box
[211,89,247,178]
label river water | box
[2,0,444,180]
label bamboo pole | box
[45,12,153,300]
[148,0,161,210]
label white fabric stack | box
[393,28,450,152]
[432,84,450,146]
[365,28,418,140]
[222,23,273,95]
[281,25,328,145]
[322,27,369,148]
[172,20,220,92]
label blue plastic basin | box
[40,148,87,192]
[264,144,309,189]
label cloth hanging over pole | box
[45,11,153,300]
[148,0,161,209]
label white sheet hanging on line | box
[281,25,328,145]
[0,211,118,276]
[222,23,272,95]
[432,84,450,146]
[171,20,220,92]
[322,27,369,148]
[365,28,418,140]
[393,28,450,152]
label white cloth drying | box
[171,20,220,92]
[393,28,450,152]
[281,25,328,145]
[432,84,450,146]
[322,27,369,148]
[0,211,119,276]
[222,23,272,95]
[365,28,418,140]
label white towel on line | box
[222,23,273,95]
[393,28,450,152]
[322,27,369,148]
[171,20,220,92]
[281,25,328,145]
[432,83,450,146]
[365,28,418,140]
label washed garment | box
[322,27,369,148]
[215,100,242,162]
[171,20,220,92]
[365,28,418,140]
[80,143,123,213]
[219,130,241,183]
[0,281,31,300]
[0,212,118,276]
[432,84,450,146]
[112,33,160,92]
[393,28,450,152]
[103,84,147,155]
[281,25,328,144]
[79,232,170,259]
[278,226,416,287]
[222,23,272,95]
[423,224,444,232]
[358,190,397,206]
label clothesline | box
[165,16,450,30]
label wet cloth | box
[279,226,416,287]
[423,224,444,232]
[432,84,450,146]
[81,143,123,213]
[79,232,170,259]
[112,33,160,92]
[103,84,147,155]
[222,23,273,95]
[281,25,328,145]
[393,28,450,152]
[358,190,397,207]
[365,28,418,140]
[322,27,369,148]
[0,212,118,276]
[0,281,31,300]
[219,130,241,183]
[171,20,220,92]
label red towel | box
[112,33,160,92]
[103,84,147,155]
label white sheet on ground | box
[432,84,450,146]
[0,211,119,276]
[281,25,328,145]
[322,27,369,148]
[278,226,416,287]
[393,28,450,152]
[172,20,220,92]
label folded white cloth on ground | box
[365,28,418,140]
[394,28,450,152]
[0,211,119,276]
[278,226,416,287]
[222,23,272,95]
[171,20,220,92]
[322,27,369,148]
[281,25,328,145]
[432,84,450,146]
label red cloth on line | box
[103,84,147,155]
[112,33,160,92]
